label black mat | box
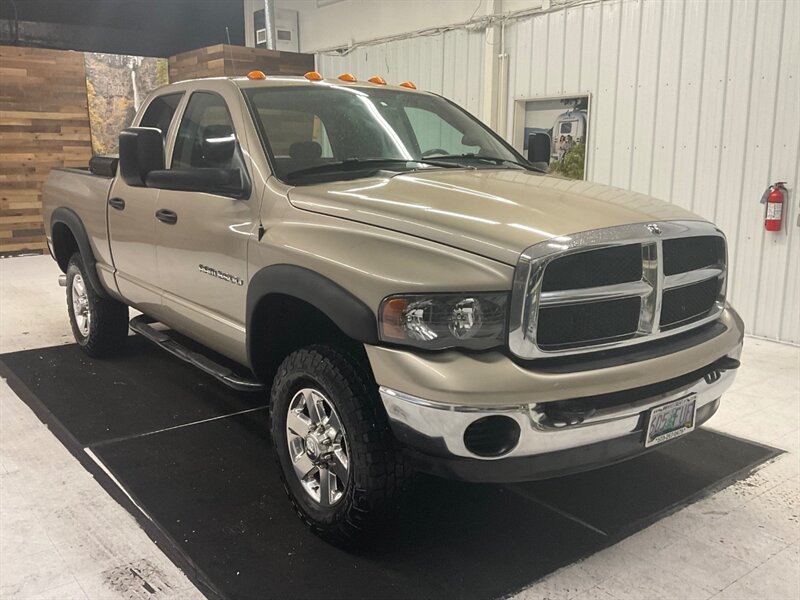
[0,337,260,445]
[0,342,780,600]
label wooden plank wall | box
[169,44,314,82]
[0,44,314,256]
[0,46,93,256]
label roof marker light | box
[368,76,387,85]
[399,81,417,89]
[304,71,324,81]
[247,70,267,80]
[338,73,357,82]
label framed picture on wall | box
[513,95,591,180]
[84,53,169,155]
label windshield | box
[243,85,530,184]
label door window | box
[140,93,183,134]
[172,92,239,169]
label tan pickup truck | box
[42,72,743,543]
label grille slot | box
[537,296,641,349]
[542,244,642,292]
[663,236,725,275]
[661,278,721,329]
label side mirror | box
[527,132,551,167]
[119,127,164,187]
[200,125,236,166]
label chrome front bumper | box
[379,364,737,462]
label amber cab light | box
[247,70,267,80]
[304,71,324,81]
[368,76,387,85]
[338,73,357,82]
[399,81,417,89]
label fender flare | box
[246,264,378,363]
[50,207,108,298]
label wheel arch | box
[246,265,378,383]
[50,207,107,298]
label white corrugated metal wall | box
[316,28,486,117]
[504,0,799,344]
[316,0,799,344]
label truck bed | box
[42,166,115,269]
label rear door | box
[108,92,183,313]
[152,89,258,363]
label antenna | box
[225,26,239,77]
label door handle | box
[155,209,178,225]
[108,197,125,210]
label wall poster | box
[522,96,589,180]
[84,53,169,155]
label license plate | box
[645,394,697,447]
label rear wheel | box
[270,345,411,544]
[66,253,129,357]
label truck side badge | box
[198,264,244,286]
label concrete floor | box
[1,254,798,600]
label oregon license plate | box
[645,394,697,447]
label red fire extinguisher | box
[763,182,787,232]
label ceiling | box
[0,0,245,57]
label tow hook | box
[540,403,597,428]
[704,356,741,384]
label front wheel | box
[270,345,411,544]
[66,253,129,357]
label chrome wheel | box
[71,273,91,338]
[286,388,349,507]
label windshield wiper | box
[427,154,531,170]
[285,157,462,181]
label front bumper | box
[379,354,740,483]
[366,308,744,407]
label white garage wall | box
[505,0,799,344]
[316,27,486,117]
[273,0,544,54]
[311,0,799,344]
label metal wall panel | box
[506,0,799,344]
[316,28,485,116]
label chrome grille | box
[508,221,727,359]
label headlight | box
[379,293,508,350]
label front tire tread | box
[270,345,411,544]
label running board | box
[129,315,264,393]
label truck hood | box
[287,169,702,265]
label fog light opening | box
[463,416,521,457]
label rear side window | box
[172,92,238,169]
[140,93,183,134]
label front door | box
[153,90,258,363]
[108,92,184,315]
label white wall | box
[503,0,799,344]
[310,0,800,344]
[272,0,544,52]
[317,28,487,117]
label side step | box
[129,315,265,393]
